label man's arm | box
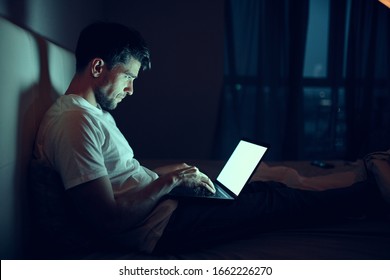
[66,165,215,234]
[153,163,191,176]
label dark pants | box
[154,180,381,253]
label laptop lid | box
[215,139,269,197]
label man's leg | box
[154,180,379,253]
[252,162,367,191]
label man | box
[33,21,388,256]
[34,22,215,255]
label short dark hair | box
[75,21,151,72]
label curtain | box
[345,0,390,159]
[214,0,309,160]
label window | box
[219,0,390,160]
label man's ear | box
[91,58,105,78]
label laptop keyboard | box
[169,185,214,197]
[192,185,215,196]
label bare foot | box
[366,158,390,204]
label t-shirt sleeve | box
[54,111,108,189]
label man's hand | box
[158,165,215,194]
[154,163,215,194]
[177,166,216,194]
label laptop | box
[168,139,269,200]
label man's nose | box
[124,81,134,95]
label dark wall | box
[0,0,105,50]
[108,0,224,159]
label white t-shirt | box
[34,94,177,252]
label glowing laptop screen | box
[216,140,268,196]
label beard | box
[95,89,117,111]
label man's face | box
[95,57,141,110]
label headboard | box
[0,16,75,259]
